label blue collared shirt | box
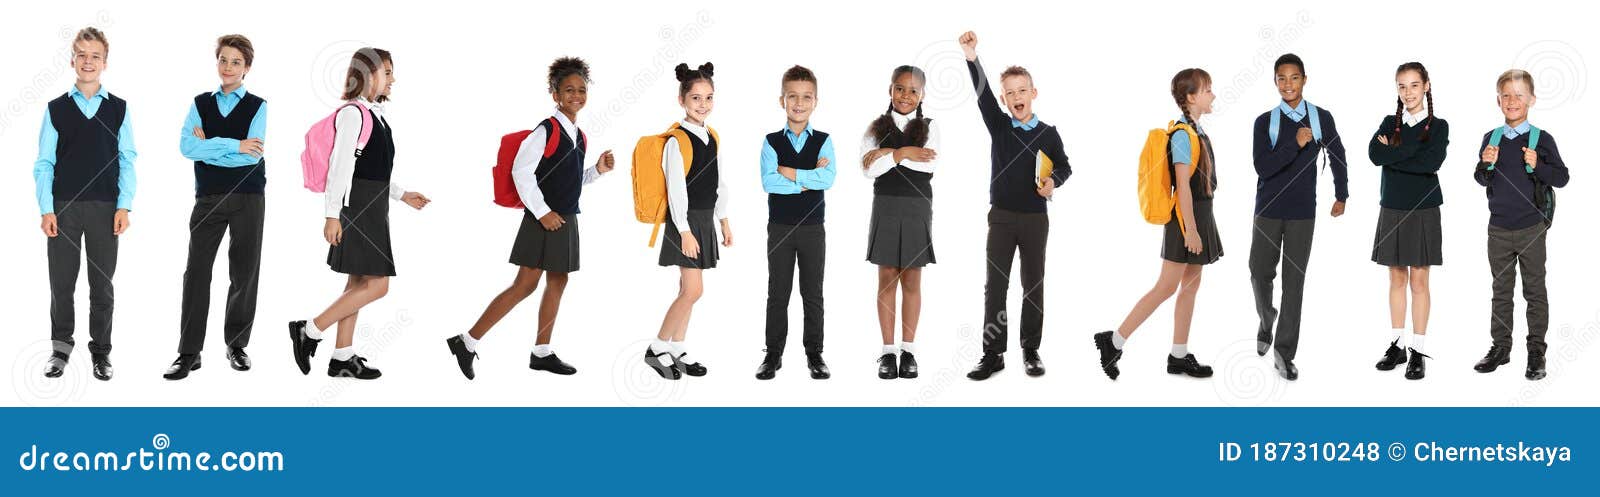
[760,123,837,194]
[34,85,138,215]
[1011,114,1040,131]
[1279,100,1308,122]
[179,85,268,168]
[1170,115,1206,164]
[1501,121,1533,140]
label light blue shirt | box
[760,123,837,194]
[1170,116,1206,164]
[1501,121,1533,140]
[34,85,138,215]
[1279,100,1308,122]
[1011,114,1040,131]
[179,85,268,167]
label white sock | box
[532,344,552,358]
[900,342,916,355]
[305,320,325,340]
[1411,333,1425,354]
[650,339,672,356]
[331,346,355,361]
[881,344,899,356]
[1111,331,1127,350]
[1171,343,1188,359]
[460,333,479,353]
[671,341,694,364]
[1389,328,1405,345]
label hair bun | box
[674,63,692,82]
[697,62,714,78]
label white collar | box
[551,106,578,140]
[678,119,709,141]
[1401,102,1428,127]
[890,109,917,130]
[354,97,386,118]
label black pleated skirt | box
[658,209,720,269]
[510,211,581,272]
[1372,206,1443,267]
[866,195,936,268]
[1161,199,1223,265]
[327,178,397,276]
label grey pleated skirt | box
[510,211,581,272]
[1161,199,1223,265]
[867,195,936,268]
[659,209,720,269]
[1372,206,1443,267]
[327,178,397,276]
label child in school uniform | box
[1249,53,1349,381]
[164,34,270,380]
[1093,69,1220,381]
[644,62,731,380]
[959,31,1072,380]
[1367,62,1449,381]
[755,65,837,381]
[36,27,137,382]
[862,64,941,380]
[1471,69,1569,381]
[288,48,432,380]
[446,57,616,380]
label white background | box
[1,0,1594,407]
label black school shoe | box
[1166,354,1214,378]
[755,354,781,380]
[226,347,251,371]
[644,347,680,380]
[897,351,918,379]
[529,352,577,375]
[445,336,477,380]
[877,353,898,380]
[1404,349,1429,380]
[1474,345,1511,373]
[43,352,69,378]
[91,353,112,381]
[288,320,321,375]
[806,353,830,380]
[966,354,1004,381]
[163,354,202,380]
[1526,352,1547,381]
[672,353,707,377]
[328,355,382,380]
[1023,349,1046,377]
[1375,340,1408,371]
[1092,331,1122,380]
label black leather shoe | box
[966,354,1004,381]
[226,347,251,371]
[806,353,830,380]
[1166,354,1214,378]
[1023,349,1046,377]
[1474,345,1511,373]
[877,353,898,380]
[328,355,381,379]
[1404,349,1429,380]
[445,336,477,380]
[673,353,707,377]
[1375,339,1408,371]
[1526,352,1547,380]
[1256,308,1278,356]
[897,351,918,379]
[644,347,680,380]
[1274,356,1299,381]
[529,352,577,375]
[1093,331,1122,380]
[755,354,780,380]
[288,320,321,375]
[43,352,68,378]
[91,352,112,381]
[163,354,202,380]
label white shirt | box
[324,98,405,218]
[511,107,604,218]
[662,119,729,230]
[860,111,942,178]
[1402,102,1429,127]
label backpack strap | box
[1167,121,1203,236]
[341,102,374,155]
[1268,103,1320,149]
[1525,126,1541,173]
[1306,102,1323,143]
[541,117,561,158]
[1486,126,1505,171]
[1268,108,1281,149]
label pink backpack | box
[301,102,374,193]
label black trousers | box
[765,223,825,356]
[1249,215,1315,361]
[47,200,119,356]
[177,194,266,354]
[983,207,1048,355]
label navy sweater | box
[967,58,1070,214]
[1251,105,1348,219]
[1473,128,1569,230]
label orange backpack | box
[1137,121,1201,234]
[631,123,719,247]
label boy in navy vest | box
[755,66,837,380]
[34,27,138,381]
[1471,69,1569,380]
[1249,54,1348,381]
[164,35,269,380]
[960,32,1072,380]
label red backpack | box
[494,117,587,208]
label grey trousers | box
[1249,216,1315,361]
[47,200,119,356]
[177,194,266,354]
[765,223,825,356]
[1487,223,1550,356]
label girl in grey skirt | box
[643,62,731,380]
[861,65,941,380]
[1366,62,1449,380]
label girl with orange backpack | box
[445,57,616,380]
[1093,68,1220,381]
